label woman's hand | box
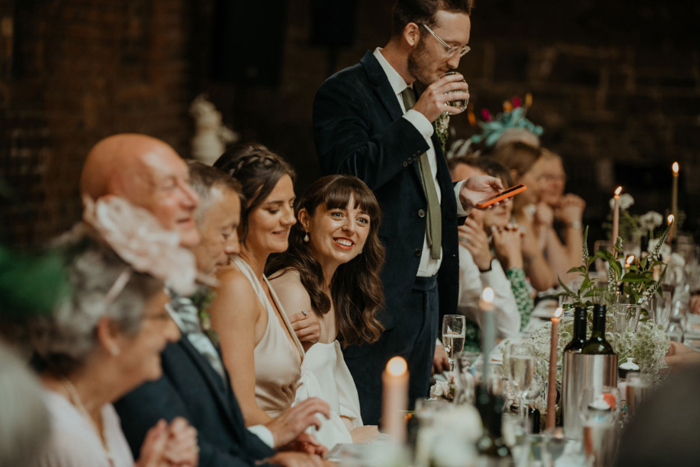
[267,452,326,467]
[289,311,321,344]
[555,193,586,225]
[350,425,381,444]
[163,417,199,466]
[534,202,554,228]
[137,418,199,467]
[136,420,169,467]
[458,218,493,271]
[492,225,524,270]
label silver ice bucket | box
[561,353,617,439]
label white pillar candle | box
[382,356,408,444]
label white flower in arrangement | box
[429,380,454,400]
[639,211,663,231]
[648,238,672,258]
[609,193,635,211]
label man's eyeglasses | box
[422,24,470,58]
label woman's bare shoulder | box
[269,269,312,314]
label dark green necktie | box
[401,86,442,260]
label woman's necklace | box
[61,378,114,466]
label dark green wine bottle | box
[581,304,615,355]
[563,307,587,353]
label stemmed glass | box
[441,315,466,371]
[578,386,621,466]
[508,343,536,424]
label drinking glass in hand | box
[439,71,468,113]
[508,343,536,423]
[442,314,466,371]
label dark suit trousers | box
[343,275,439,425]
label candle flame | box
[673,162,679,174]
[387,356,407,376]
[482,287,495,303]
[615,186,622,196]
[626,255,635,265]
[554,307,563,319]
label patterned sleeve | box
[506,267,535,330]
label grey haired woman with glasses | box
[28,197,200,467]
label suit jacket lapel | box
[361,51,403,121]
[177,337,241,429]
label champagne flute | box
[442,315,466,371]
[508,343,536,424]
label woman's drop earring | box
[303,233,310,243]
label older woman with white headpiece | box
[28,197,200,467]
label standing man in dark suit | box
[313,0,504,424]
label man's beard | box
[407,38,434,86]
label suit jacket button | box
[418,209,426,218]
[402,161,408,168]
[414,249,422,257]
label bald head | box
[80,134,201,247]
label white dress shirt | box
[373,48,467,277]
[457,245,520,338]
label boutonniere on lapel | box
[436,113,450,153]
[191,286,220,346]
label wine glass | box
[442,315,466,371]
[521,364,544,433]
[438,71,468,113]
[578,386,621,466]
[508,343,536,424]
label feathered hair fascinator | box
[467,93,543,149]
[83,196,199,297]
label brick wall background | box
[2,0,699,247]
[0,0,198,245]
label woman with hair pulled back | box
[267,174,385,446]
[210,144,309,429]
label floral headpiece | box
[83,196,198,297]
[467,94,544,149]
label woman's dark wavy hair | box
[266,175,385,347]
[213,143,296,245]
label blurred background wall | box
[1,0,699,247]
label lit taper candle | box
[612,186,622,255]
[546,307,564,430]
[480,287,495,390]
[672,162,679,240]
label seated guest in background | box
[536,148,586,284]
[491,142,556,291]
[80,133,201,248]
[209,144,308,426]
[267,175,385,447]
[116,162,329,467]
[29,199,199,467]
[434,158,519,367]
[451,156,535,330]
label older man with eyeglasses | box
[313,0,506,425]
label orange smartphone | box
[475,184,527,209]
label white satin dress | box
[294,339,364,448]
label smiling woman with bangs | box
[267,174,385,447]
